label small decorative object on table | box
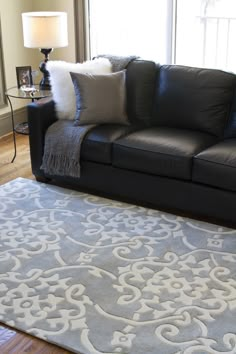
[16,66,33,88]
[20,85,38,97]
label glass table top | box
[5,85,52,99]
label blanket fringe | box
[41,153,81,178]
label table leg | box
[6,95,17,163]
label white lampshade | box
[22,12,68,49]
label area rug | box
[0,178,236,354]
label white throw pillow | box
[46,58,112,120]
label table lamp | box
[22,12,68,89]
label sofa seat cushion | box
[113,127,216,180]
[193,139,236,192]
[81,124,139,164]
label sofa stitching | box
[115,143,199,160]
[194,156,236,169]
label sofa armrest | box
[27,98,57,178]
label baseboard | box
[0,107,27,137]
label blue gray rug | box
[0,178,236,354]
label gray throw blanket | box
[41,121,96,178]
[41,55,139,178]
[97,54,139,72]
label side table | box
[5,85,52,162]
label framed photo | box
[16,66,33,88]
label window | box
[88,0,236,72]
[88,0,174,64]
[175,0,236,72]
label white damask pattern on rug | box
[0,178,236,354]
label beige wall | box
[0,0,76,136]
[0,0,35,126]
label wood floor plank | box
[0,133,74,353]
[0,133,33,184]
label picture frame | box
[16,66,33,88]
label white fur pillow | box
[47,58,112,120]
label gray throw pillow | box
[70,70,129,126]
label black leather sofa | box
[27,60,236,227]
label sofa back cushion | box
[153,65,236,137]
[224,88,236,138]
[126,60,157,125]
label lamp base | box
[39,48,52,90]
[39,76,51,90]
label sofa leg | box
[35,176,51,183]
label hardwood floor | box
[0,133,33,184]
[0,133,73,353]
